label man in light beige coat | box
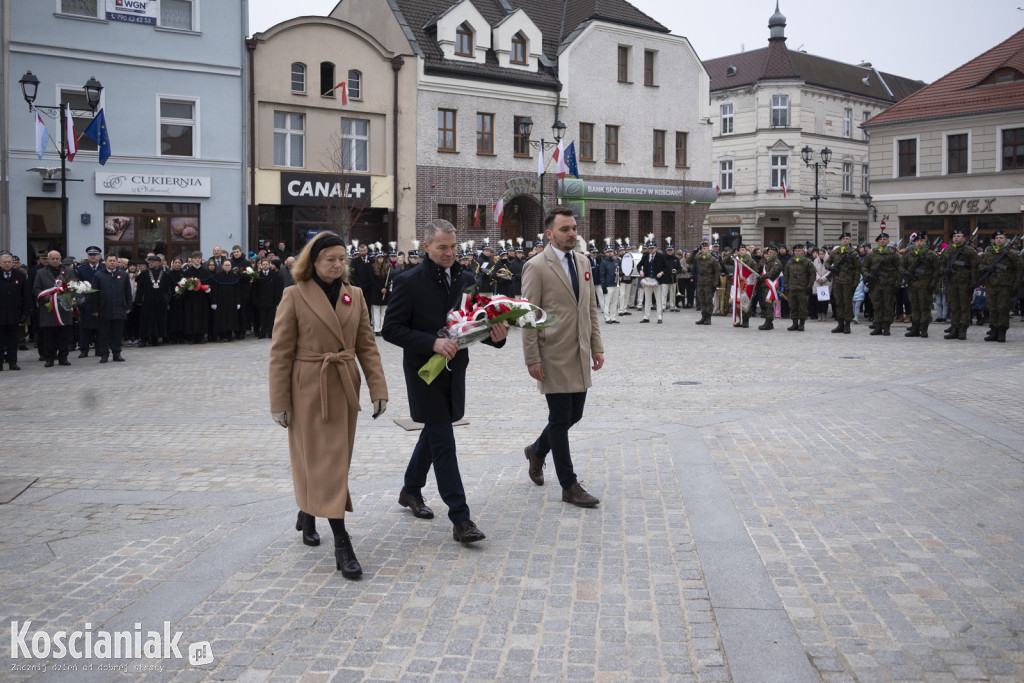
[521,207,605,507]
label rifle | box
[902,248,928,288]
[978,234,1022,285]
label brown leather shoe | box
[453,519,486,543]
[562,482,600,507]
[524,445,544,486]
[398,489,434,519]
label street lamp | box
[518,116,565,229]
[800,144,831,246]
[19,70,103,245]
[860,192,878,222]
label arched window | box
[320,61,336,97]
[348,70,362,100]
[291,62,306,93]
[511,33,526,64]
[456,23,473,57]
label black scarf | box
[312,271,342,308]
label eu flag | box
[83,108,111,165]
[564,141,580,179]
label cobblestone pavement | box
[2,306,1023,681]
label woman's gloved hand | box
[271,411,289,428]
[372,399,387,419]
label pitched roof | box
[385,0,667,89]
[864,27,1024,127]
[703,46,924,104]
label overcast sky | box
[248,0,1023,84]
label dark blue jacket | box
[599,257,619,288]
[93,267,132,321]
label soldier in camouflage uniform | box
[940,228,979,341]
[824,232,860,334]
[902,233,940,338]
[978,229,1021,343]
[862,232,903,336]
[690,243,721,325]
[757,245,783,330]
[783,243,815,331]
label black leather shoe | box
[334,533,362,578]
[639,318,650,323]
[58,359,71,366]
[44,359,54,368]
[99,355,109,364]
[78,350,89,358]
[398,490,435,519]
[524,445,544,486]
[296,511,320,546]
[562,482,600,507]
[453,519,486,544]
[112,354,124,362]
[8,364,20,371]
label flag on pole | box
[64,104,78,161]
[493,198,504,227]
[731,257,758,324]
[473,206,479,228]
[331,81,348,105]
[553,139,566,179]
[83,109,111,165]
[781,178,787,198]
[564,141,579,179]
[537,147,544,178]
[714,182,720,194]
[33,105,50,160]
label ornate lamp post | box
[517,116,566,227]
[19,71,103,242]
[800,144,831,246]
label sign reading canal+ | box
[281,172,371,208]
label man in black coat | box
[136,254,174,346]
[382,219,508,545]
[250,257,283,338]
[181,251,208,344]
[93,254,132,362]
[0,253,29,370]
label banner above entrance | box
[281,172,371,208]
[557,179,718,204]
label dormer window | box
[511,33,526,65]
[456,23,473,57]
[981,67,1024,86]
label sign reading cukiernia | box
[95,172,212,198]
[105,0,158,25]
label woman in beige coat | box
[268,232,388,579]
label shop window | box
[160,0,194,30]
[898,138,917,177]
[159,98,197,157]
[60,89,98,152]
[26,198,64,257]
[1001,128,1024,170]
[274,111,304,168]
[291,63,306,93]
[579,123,594,161]
[720,103,734,135]
[103,201,200,261]
[477,113,494,154]
[348,70,362,100]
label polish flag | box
[493,198,504,227]
[553,139,567,179]
[781,178,787,198]
[537,147,544,178]
[473,206,479,228]
[331,81,348,105]
[65,104,78,161]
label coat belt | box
[294,347,359,422]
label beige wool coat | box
[521,246,604,394]
[269,279,388,518]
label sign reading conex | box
[95,172,211,197]
[924,198,996,215]
[557,179,718,204]
[281,172,370,208]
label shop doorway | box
[502,195,542,246]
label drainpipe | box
[391,56,404,243]
[246,38,257,249]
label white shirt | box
[547,243,575,281]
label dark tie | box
[566,253,579,300]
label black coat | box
[0,269,30,325]
[134,267,174,338]
[76,262,103,329]
[250,270,283,308]
[638,252,668,280]
[382,257,503,424]
[93,268,132,321]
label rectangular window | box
[843,108,853,138]
[948,133,968,174]
[605,125,619,163]
[617,46,630,82]
[770,94,789,127]
[652,130,666,166]
[579,123,594,161]
[511,34,526,65]
[159,98,196,157]
[456,24,473,57]
[898,138,917,177]
[437,204,457,225]
[347,70,362,100]
[644,50,655,86]
[720,103,734,135]
[513,116,530,157]
[771,155,788,189]
[719,160,733,191]
[160,0,194,30]
[273,111,304,168]
[591,209,606,244]
[862,110,871,140]
[675,132,687,167]
[438,109,456,152]
[639,211,653,238]
[61,0,98,16]
[60,89,98,152]
[466,205,486,231]
[862,164,869,194]
[476,113,493,154]
[339,118,368,172]
[1002,128,1024,170]
[842,162,852,193]
[291,63,306,93]
[103,200,200,262]
[614,209,630,241]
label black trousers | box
[257,307,276,338]
[79,324,98,353]
[532,392,587,490]
[38,326,71,361]
[0,323,18,365]
[97,319,124,357]
[404,422,469,524]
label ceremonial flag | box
[762,267,780,303]
[33,106,50,160]
[83,109,111,165]
[331,81,348,105]
[473,205,479,228]
[64,104,78,162]
[493,198,504,227]
[731,257,758,324]
[537,146,544,178]
[553,139,566,179]
[564,141,579,179]
[781,178,787,198]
